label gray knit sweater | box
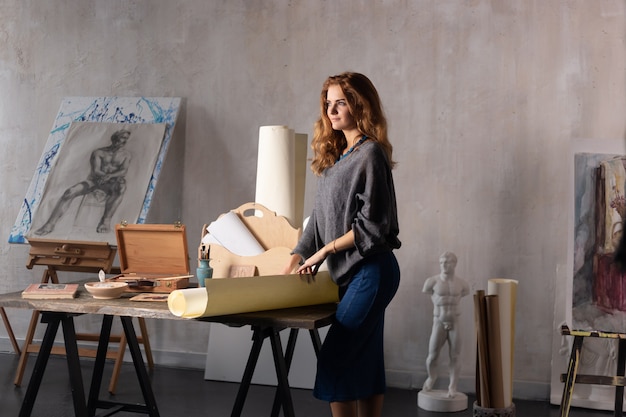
[293,140,401,286]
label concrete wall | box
[1,0,625,400]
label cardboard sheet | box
[168,271,338,318]
[487,278,518,407]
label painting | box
[549,151,626,410]
[27,122,166,243]
[572,152,626,331]
[9,96,182,245]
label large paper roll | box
[168,271,338,318]
[487,278,518,407]
[255,125,307,228]
[206,211,265,256]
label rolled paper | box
[168,271,338,319]
[293,132,308,229]
[200,231,220,246]
[255,125,307,228]
[473,290,490,407]
[487,278,518,407]
[207,211,265,256]
[485,294,505,409]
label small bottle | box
[197,259,213,287]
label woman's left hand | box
[296,249,327,278]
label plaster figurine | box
[422,251,469,398]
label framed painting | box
[9,96,182,245]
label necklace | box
[337,135,367,162]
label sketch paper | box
[9,96,182,244]
[27,122,165,243]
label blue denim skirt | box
[313,251,400,402]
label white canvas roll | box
[487,278,518,407]
[294,132,308,229]
[255,125,307,228]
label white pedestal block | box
[417,390,468,412]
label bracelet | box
[332,239,337,254]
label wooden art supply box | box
[109,223,191,293]
[201,202,301,278]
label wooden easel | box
[1,307,20,354]
[560,325,626,417]
[14,238,154,394]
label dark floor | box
[0,352,613,417]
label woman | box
[283,72,401,417]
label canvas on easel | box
[8,96,182,245]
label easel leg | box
[138,317,154,368]
[1,307,20,355]
[108,332,127,395]
[560,335,583,417]
[14,310,40,386]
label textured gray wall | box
[1,1,625,400]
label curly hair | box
[310,72,395,175]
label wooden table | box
[0,286,336,417]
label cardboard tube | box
[168,271,338,318]
[485,294,505,409]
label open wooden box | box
[109,223,191,293]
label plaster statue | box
[422,251,469,398]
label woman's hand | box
[281,253,303,275]
[296,246,331,277]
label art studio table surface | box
[0,285,337,417]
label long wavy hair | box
[310,72,395,176]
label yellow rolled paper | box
[168,271,339,319]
